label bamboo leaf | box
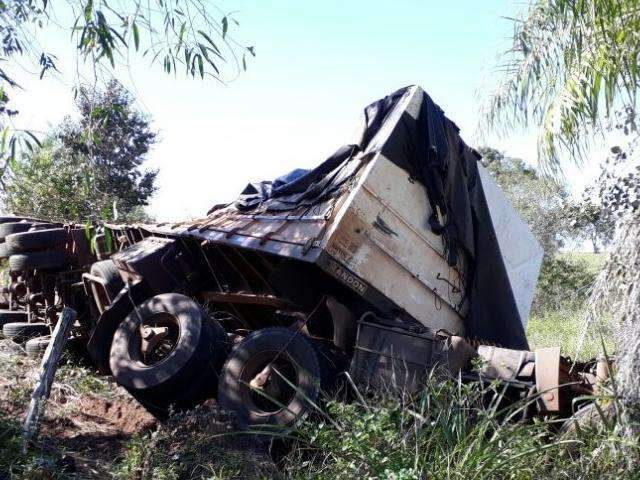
[222,16,228,38]
[132,21,140,50]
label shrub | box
[533,254,598,314]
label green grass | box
[0,414,73,479]
[527,251,611,359]
[113,371,639,480]
[278,375,638,479]
[561,251,606,275]
[526,307,613,359]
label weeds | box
[57,364,112,397]
[115,406,279,480]
[527,307,614,359]
[0,414,73,479]
[280,375,640,479]
[113,370,640,479]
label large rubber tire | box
[559,402,614,439]
[0,242,9,259]
[0,310,28,331]
[109,293,229,416]
[25,335,51,358]
[218,327,327,430]
[2,322,50,343]
[89,260,125,311]
[0,222,34,240]
[0,216,48,224]
[5,228,68,254]
[9,250,70,271]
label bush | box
[533,255,598,314]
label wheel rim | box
[131,312,181,366]
[240,351,299,415]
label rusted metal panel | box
[142,207,332,260]
[199,291,295,308]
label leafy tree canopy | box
[4,80,157,222]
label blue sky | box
[11,0,602,220]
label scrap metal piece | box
[443,335,477,374]
[535,347,561,412]
[477,345,534,381]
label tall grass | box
[121,370,640,479]
[279,374,639,479]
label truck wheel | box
[109,293,229,416]
[0,222,34,240]
[0,310,28,330]
[89,260,124,312]
[218,327,326,430]
[2,322,50,343]
[9,250,70,271]
[25,335,51,358]
[5,228,68,254]
[0,242,9,259]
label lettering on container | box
[327,259,368,295]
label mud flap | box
[87,281,152,373]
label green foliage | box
[484,0,640,169]
[534,254,598,313]
[281,376,639,479]
[3,139,94,220]
[0,0,254,182]
[59,79,158,220]
[3,80,157,222]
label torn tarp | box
[229,144,361,213]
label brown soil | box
[0,340,156,478]
[75,395,156,435]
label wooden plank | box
[22,308,77,453]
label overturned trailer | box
[84,86,598,428]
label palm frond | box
[483,0,640,171]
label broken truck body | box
[84,86,596,428]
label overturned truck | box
[84,86,599,428]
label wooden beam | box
[22,307,77,453]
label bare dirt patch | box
[0,339,156,478]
